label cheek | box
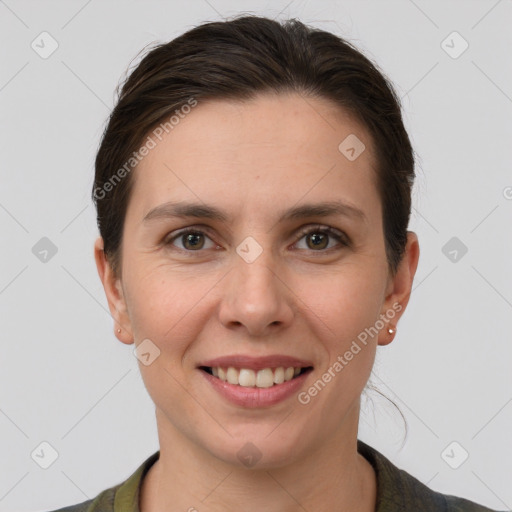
[294,263,385,345]
[292,266,383,398]
[296,273,382,413]
[123,270,217,414]
[124,266,220,349]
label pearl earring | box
[117,328,121,334]
[387,327,395,335]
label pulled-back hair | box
[93,15,415,279]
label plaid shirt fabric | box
[47,440,501,512]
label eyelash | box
[163,224,350,254]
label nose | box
[217,250,294,337]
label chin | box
[204,425,312,470]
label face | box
[96,92,419,468]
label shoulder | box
[43,486,118,512]
[357,439,502,512]
[42,451,159,512]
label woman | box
[50,15,500,512]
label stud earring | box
[387,326,396,335]
[117,328,121,334]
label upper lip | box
[199,355,314,371]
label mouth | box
[199,365,314,388]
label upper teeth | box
[211,366,302,388]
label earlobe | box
[93,236,134,345]
[377,231,420,347]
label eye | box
[293,225,349,252]
[163,225,349,253]
[164,228,219,251]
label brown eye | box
[165,229,217,251]
[182,232,205,250]
[306,232,329,250]
[294,226,349,252]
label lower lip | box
[200,369,310,408]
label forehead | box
[129,92,380,223]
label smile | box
[200,366,313,388]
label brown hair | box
[93,14,415,280]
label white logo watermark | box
[94,97,198,200]
[298,302,402,405]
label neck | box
[141,406,376,512]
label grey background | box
[1,0,511,511]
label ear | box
[378,231,420,346]
[94,236,134,345]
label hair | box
[94,14,414,279]
[93,14,413,441]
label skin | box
[95,92,420,512]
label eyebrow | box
[142,200,367,224]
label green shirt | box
[48,440,501,512]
